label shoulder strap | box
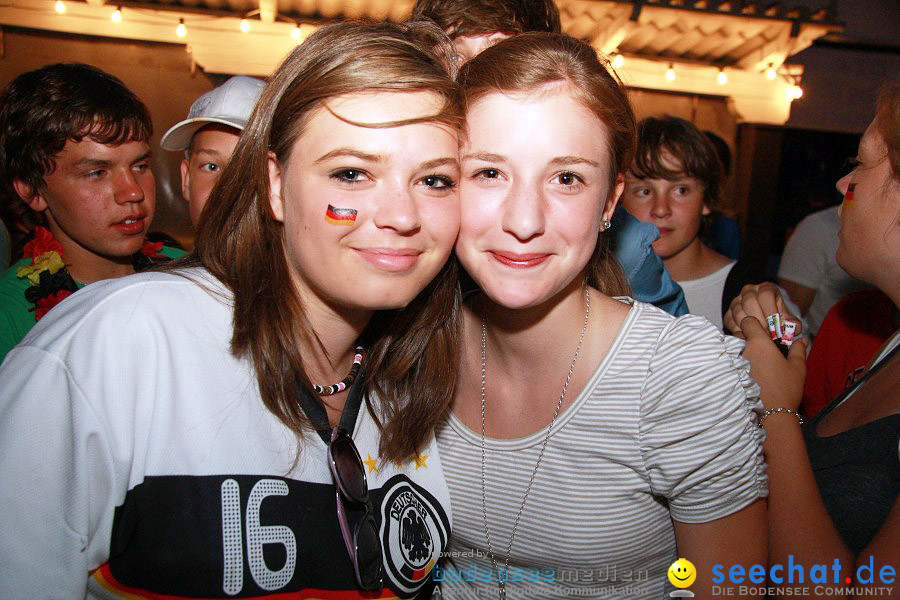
[809,342,900,427]
[294,365,367,445]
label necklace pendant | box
[498,584,507,600]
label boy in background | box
[161,76,264,227]
[0,63,182,361]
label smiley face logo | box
[668,558,696,588]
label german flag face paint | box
[324,204,357,226]
[843,182,856,208]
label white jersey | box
[436,301,767,598]
[0,269,450,599]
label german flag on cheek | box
[844,182,856,207]
[325,204,358,226]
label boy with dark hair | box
[411,0,560,35]
[411,0,560,62]
[0,63,181,360]
[412,0,688,316]
[623,116,762,328]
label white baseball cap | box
[160,75,265,151]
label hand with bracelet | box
[724,85,900,598]
[725,282,808,425]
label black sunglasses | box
[328,427,384,591]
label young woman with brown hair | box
[726,79,899,598]
[0,22,461,598]
[435,32,767,598]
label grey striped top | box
[435,299,767,599]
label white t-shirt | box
[435,300,767,599]
[678,261,736,330]
[778,206,868,335]
[0,269,451,599]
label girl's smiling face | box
[268,90,460,314]
[456,85,621,311]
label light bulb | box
[290,25,302,42]
[665,64,675,82]
[765,64,777,80]
[111,7,122,22]
[176,18,186,38]
[785,85,803,100]
[240,18,250,33]
[612,54,624,69]
[55,0,66,14]
[717,69,728,85]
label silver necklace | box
[480,286,591,600]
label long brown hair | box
[186,21,461,462]
[457,32,635,296]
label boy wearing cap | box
[161,76,264,226]
[0,63,182,362]
[411,0,688,316]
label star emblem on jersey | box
[364,453,379,474]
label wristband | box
[759,407,804,427]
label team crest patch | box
[379,476,449,594]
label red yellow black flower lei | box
[16,226,170,321]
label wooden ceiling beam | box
[591,5,637,55]
[735,25,790,70]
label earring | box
[600,219,612,232]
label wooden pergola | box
[0,0,842,124]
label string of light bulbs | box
[45,1,808,95]
[51,0,306,42]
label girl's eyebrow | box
[461,151,505,163]
[419,157,459,171]
[314,147,382,165]
[461,152,600,169]
[549,156,599,168]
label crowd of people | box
[0,0,896,598]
